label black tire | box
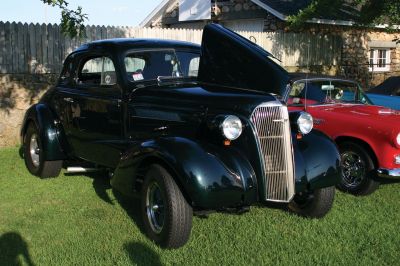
[23,123,62,178]
[289,186,335,218]
[338,142,379,195]
[141,164,193,249]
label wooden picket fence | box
[0,21,342,74]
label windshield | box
[124,49,200,82]
[287,79,373,106]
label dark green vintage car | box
[21,24,341,248]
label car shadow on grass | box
[123,241,162,266]
[378,177,400,185]
[65,172,161,262]
[0,232,35,266]
[76,172,145,234]
[91,180,163,264]
[112,189,147,236]
[262,201,290,212]
[68,171,146,234]
[90,172,115,205]
[65,171,115,205]
[259,201,304,218]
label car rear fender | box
[111,137,258,209]
[21,104,67,161]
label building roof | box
[140,0,172,27]
[252,0,357,25]
[140,0,358,28]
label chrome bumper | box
[377,168,400,178]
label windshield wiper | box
[130,80,157,94]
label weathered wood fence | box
[0,21,342,74]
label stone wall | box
[263,14,285,32]
[264,18,400,88]
[367,31,400,86]
[340,29,370,86]
[317,27,400,88]
[0,74,58,147]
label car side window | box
[188,57,200,77]
[287,82,306,105]
[289,82,305,97]
[356,85,372,104]
[78,56,116,86]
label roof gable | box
[140,0,359,27]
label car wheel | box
[23,123,62,178]
[338,142,379,195]
[288,186,335,218]
[141,164,193,249]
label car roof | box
[74,38,201,53]
[289,73,357,84]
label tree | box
[287,0,400,34]
[41,0,88,38]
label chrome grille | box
[250,101,295,202]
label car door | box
[55,52,124,168]
[124,49,202,141]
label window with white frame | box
[369,48,391,72]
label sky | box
[0,0,164,26]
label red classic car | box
[287,74,400,195]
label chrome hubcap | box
[341,151,366,188]
[146,182,165,234]
[29,134,40,167]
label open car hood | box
[198,24,289,96]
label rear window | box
[124,50,200,82]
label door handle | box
[63,97,74,103]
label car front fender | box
[293,129,341,192]
[111,137,258,209]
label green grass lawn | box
[1,147,400,265]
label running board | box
[66,167,103,173]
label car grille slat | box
[250,102,295,202]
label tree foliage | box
[41,0,88,38]
[288,0,400,31]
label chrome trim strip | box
[377,168,400,179]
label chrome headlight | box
[395,155,400,164]
[396,133,400,146]
[297,112,313,134]
[221,115,243,140]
